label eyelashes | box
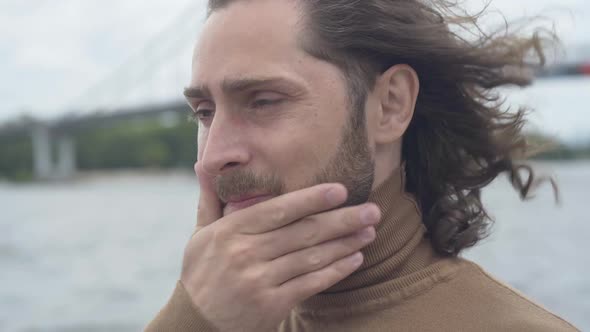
[188,97,286,126]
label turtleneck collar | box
[298,165,449,313]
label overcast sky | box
[1,0,588,141]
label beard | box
[215,109,375,213]
[310,115,375,207]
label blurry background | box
[0,0,588,331]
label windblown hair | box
[207,0,558,256]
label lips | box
[223,194,274,215]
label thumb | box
[194,161,222,233]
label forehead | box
[193,0,307,87]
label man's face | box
[187,0,374,216]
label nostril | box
[222,162,240,171]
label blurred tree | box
[76,118,197,170]
[0,133,33,181]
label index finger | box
[229,183,348,234]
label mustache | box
[214,169,284,203]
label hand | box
[180,162,381,332]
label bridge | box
[0,3,588,180]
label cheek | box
[197,130,208,160]
[257,116,343,184]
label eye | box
[250,92,284,109]
[196,109,214,119]
[252,99,280,108]
[192,101,215,125]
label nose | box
[199,114,250,175]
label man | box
[146,0,578,331]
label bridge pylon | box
[31,123,77,180]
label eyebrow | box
[183,77,305,99]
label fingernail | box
[350,252,363,267]
[360,205,380,225]
[358,227,376,242]
[325,186,345,205]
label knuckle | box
[268,203,286,224]
[300,222,319,246]
[242,266,265,287]
[306,250,323,268]
[196,200,206,215]
[228,241,255,265]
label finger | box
[277,252,364,303]
[258,203,380,260]
[231,183,348,234]
[195,161,222,232]
[268,227,375,285]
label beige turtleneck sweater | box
[146,167,578,331]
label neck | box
[371,142,402,191]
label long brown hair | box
[207,0,558,256]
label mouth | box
[223,194,275,215]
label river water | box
[1,162,588,331]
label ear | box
[372,64,419,144]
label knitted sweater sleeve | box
[145,281,218,332]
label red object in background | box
[580,63,590,75]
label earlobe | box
[374,64,419,144]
